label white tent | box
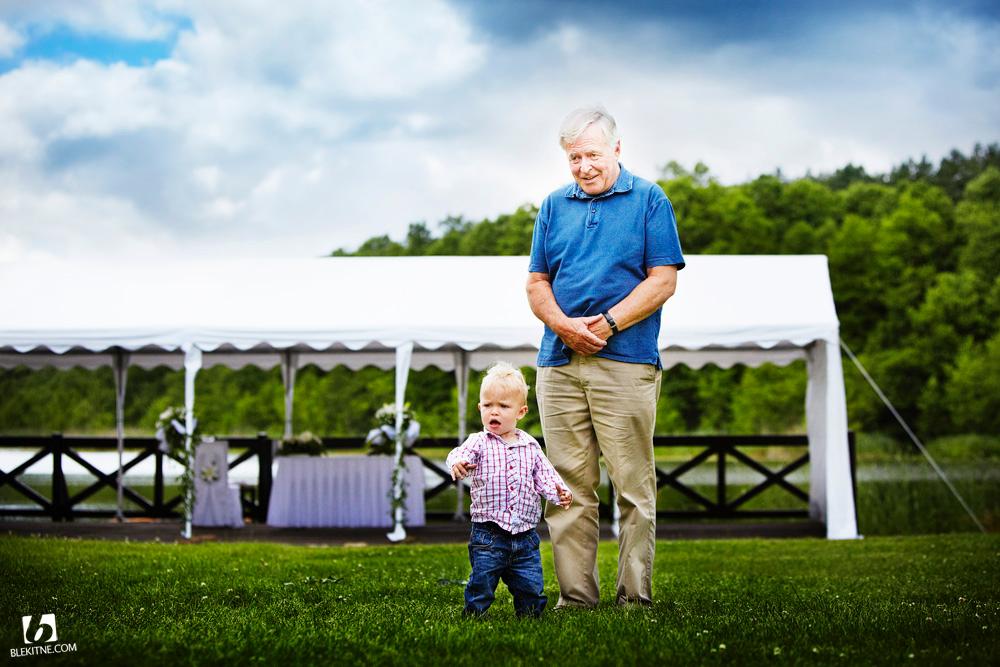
[0,255,858,540]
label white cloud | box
[0,1,997,264]
[0,20,22,56]
[0,172,179,260]
[171,1,484,100]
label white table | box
[266,455,425,528]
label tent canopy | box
[0,254,837,370]
[0,255,857,540]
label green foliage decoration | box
[154,406,200,518]
[277,431,324,456]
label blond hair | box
[480,361,530,405]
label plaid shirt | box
[447,429,566,534]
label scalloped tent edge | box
[0,255,857,540]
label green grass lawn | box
[1,534,997,665]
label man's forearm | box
[526,276,569,335]
[606,267,677,333]
[527,273,607,355]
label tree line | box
[1,144,998,440]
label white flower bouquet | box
[365,403,420,456]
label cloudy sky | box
[0,0,997,263]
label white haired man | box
[526,105,684,608]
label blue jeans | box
[464,522,547,617]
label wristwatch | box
[602,312,619,336]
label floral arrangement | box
[278,431,325,456]
[155,405,201,518]
[155,406,195,455]
[365,403,420,455]
[365,403,420,528]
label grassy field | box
[1,534,997,665]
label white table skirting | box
[192,441,243,528]
[266,455,425,528]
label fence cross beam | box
[725,452,810,510]
[0,469,52,510]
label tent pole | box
[112,348,130,522]
[280,350,299,440]
[453,351,469,521]
[806,339,859,539]
[387,342,414,542]
[182,345,203,540]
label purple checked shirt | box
[446,429,567,534]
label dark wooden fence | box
[0,433,855,523]
[0,434,274,522]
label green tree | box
[909,271,996,434]
[815,163,876,190]
[353,234,405,256]
[426,216,472,255]
[945,332,1000,433]
[955,167,1000,283]
[405,222,434,255]
[730,362,807,434]
[840,182,897,219]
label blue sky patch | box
[0,18,190,73]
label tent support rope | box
[839,339,985,533]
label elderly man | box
[526,105,684,608]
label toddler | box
[447,361,572,617]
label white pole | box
[806,338,859,539]
[454,351,469,521]
[387,342,414,542]
[182,344,203,540]
[112,348,130,522]
[611,481,620,538]
[280,350,299,440]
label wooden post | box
[51,433,69,522]
[717,445,727,512]
[154,444,165,517]
[256,432,273,523]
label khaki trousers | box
[537,355,660,607]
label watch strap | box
[602,312,619,335]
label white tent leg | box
[112,348,130,522]
[182,345,203,540]
[387,342,414,542]
[453,351,469,521]
[806,338,858,539]
[280,350,299,440]
[611,481,620,538]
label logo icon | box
[21,615,57,644]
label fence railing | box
[639,434,844,520]
[0,434,274,522]
[0,433,855,523]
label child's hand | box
[451,461,476,481]
[556,483,573,509]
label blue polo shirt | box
[528,164,685,367]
